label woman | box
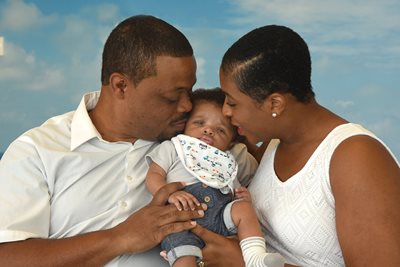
[192,25,400,267]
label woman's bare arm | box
[331,135,400,266]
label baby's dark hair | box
[191,87,225,108]
[191,88,242,143]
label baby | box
[146,88,284,267]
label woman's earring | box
[272,112,277,118]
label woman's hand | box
[234,186,252,202]
[191,224,244,267]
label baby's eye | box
[193,120,204,125]
[216,128,226,134]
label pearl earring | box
[272,112,277,118]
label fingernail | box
[197,210,205,216]
[191,221,197,226]
[201,203,208,210]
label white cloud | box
[367,117,400,159]
[228,0,400,57]
[356,84,383,97]
[95,4,119,22]
[194,56,213,88]
[0,3,115,94]
[182,25,245,88]
[229,0,400,28]
[0,0,56,31]
[79,3,119,23]
[0,110,27,123]
[0,41,64,91]
[368,117,398,140]
[334,100,355,109]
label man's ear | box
[109,73,128,99]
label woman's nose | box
[222,102,232,117]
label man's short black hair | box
[101,15,193,86]
[221,25,314,103]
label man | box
[0,15,203,266]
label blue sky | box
[0,0,399,159]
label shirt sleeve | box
[230,143,259,187]
[145,140,177,173]
[0,138,50,243]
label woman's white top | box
[249,123,399,266]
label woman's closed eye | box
[226,101,236,107]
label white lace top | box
[249,123,399,266]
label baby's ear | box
[228,138,240,150]
[234,134,246,144]
[228,141,236,150]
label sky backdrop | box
[0,0,399,159]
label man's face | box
[124,55,197,141]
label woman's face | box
[220,70,270,144]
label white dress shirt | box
[0,91,258,266]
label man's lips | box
[173,118,187,129]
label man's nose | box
[177,93,192,113]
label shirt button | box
[119,201,128,209]
[202,184,208,188]
[204,196,211,203]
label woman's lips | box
[237,126,244,135]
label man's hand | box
[191,224,245,267]
[112,182,205,254]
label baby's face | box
[184,101,235,151]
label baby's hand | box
[168,190,201,211]
[234,186,252,202]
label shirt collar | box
[70,91,157,151]
[70,91,102,151]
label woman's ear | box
[268,93,286,117]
